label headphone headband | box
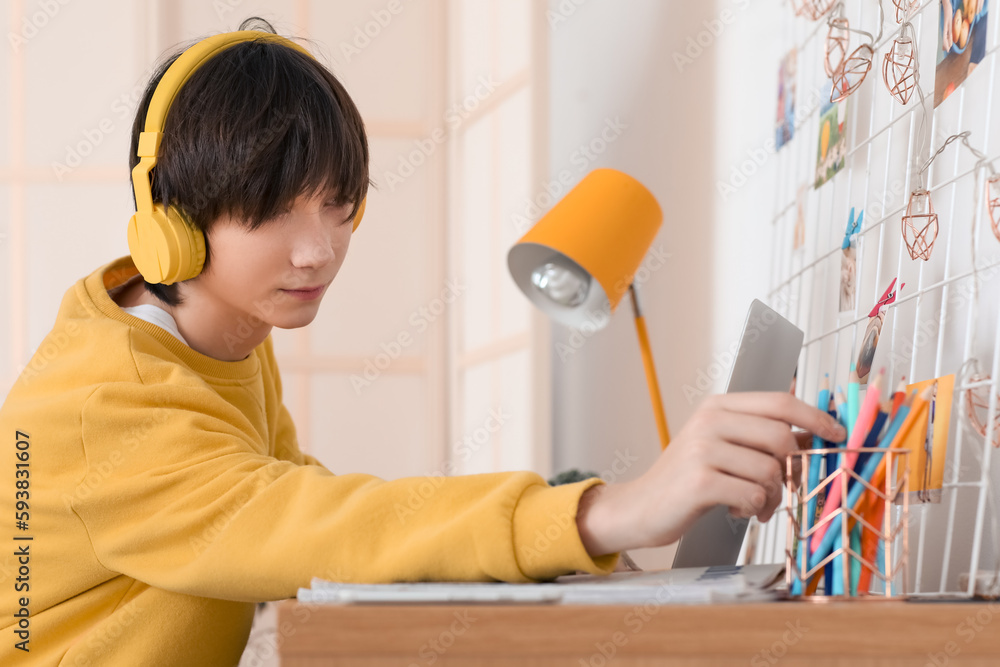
[144,32,312,134]
[132,32,313,212]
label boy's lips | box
[280,283,326,301]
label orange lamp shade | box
[507,168,662,329]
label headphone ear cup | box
[351,196,366,233]
[127,203,206,285]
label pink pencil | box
[810,369,885,551]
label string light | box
[830,0,884,103]
[987,174,1000,243]
[890,0,920,23]
[882,20,919,105]
[824,5,850,77]
[794,0,838,21]
[904,131,996,261]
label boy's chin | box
[268,309,321,330]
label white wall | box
[547,0,721,569]
[713,0,785,357]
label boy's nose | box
[290,238,337,269]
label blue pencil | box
[827,391,848,594]
[851,410,888,491]
[847,406,888,594]
[832,533,846,595]
[823,402,840,595]
[824,401,844,499]
[792,375,831,596]
[877,538,886,591]
[847,364,860,440]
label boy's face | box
[197,189,356,331]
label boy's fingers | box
[757,486,784,523]
[712,392,846,442]
[706,441,784,491]
[704,413,799,458]
[793,431,813,450]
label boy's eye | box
[326,201,356,225]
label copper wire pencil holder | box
[785,447,910,600]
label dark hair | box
[129,16,370,306]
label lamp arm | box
[629,284,671,450]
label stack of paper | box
[296,563,784,605]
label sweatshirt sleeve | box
[75,382,619,602]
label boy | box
[0,17,844,666]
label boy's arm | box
[74,382,619,602]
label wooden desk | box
[277,598,1000,666]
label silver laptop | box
[671,299,804,569]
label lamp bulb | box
[530,260,590,307]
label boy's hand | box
[575,392,846,558]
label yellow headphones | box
[128,30,366,285]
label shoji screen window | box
[446,0,552,478]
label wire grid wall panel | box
[753,0,1000,597]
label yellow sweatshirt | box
[0,255,619,666]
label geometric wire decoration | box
[901,188,939,260]
[882,22,918,105]
[988,173,1000,244]
[795,0,839,20]
[903,133,992,261]
[962,359,1000,448]
[786,447,910,599]
[829,1,884,103]
[825,15,851,78]
[832,43,875,102]
[891,0,920,23]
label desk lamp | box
[507,168,671,449]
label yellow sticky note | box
[899,374,954,503]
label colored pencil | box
[857,491,885,594]
[823,399,840,503]
[824,394,842,595]
[847,364,860,440]
[850,408,889,495]
[811,370,884,552]
[857,392,929,596]
[793,375,831,596]
[834,387,849,433]
[824,401,837,596]
[806,570,822,595]
[850,515,862,595]
[838,367,876,596]
[807,377,831,527]
[807,391,918,571]
[849,396,889,594]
